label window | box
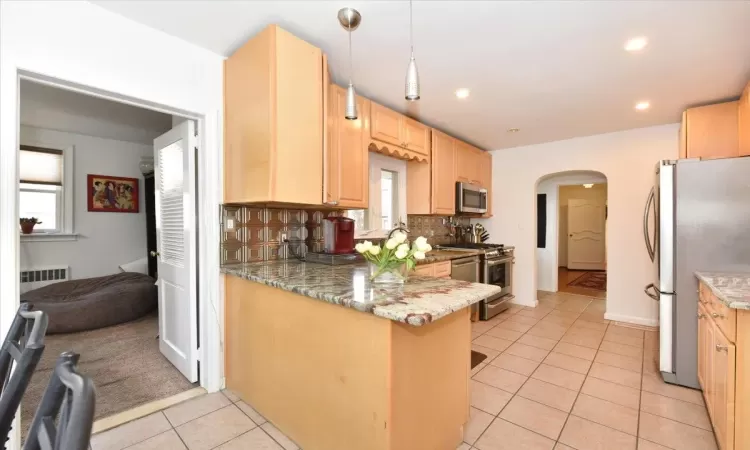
[380,169,397,230]
[346,153,407,238]
[19,184,61,231]
[19,145,73,236]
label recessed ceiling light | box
[455,88,470,99]
[507,128,520,133]
[635,101,650,111]
[625,37,648,52]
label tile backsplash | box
[220,205,342,265]
[220,207,472,265]
[407,215,470,245]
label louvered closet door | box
[154,120,198,382]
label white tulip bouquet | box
[355,232,433,283]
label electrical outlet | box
[281,232,288,242]
[226,218,235,230]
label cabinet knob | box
[697,313,706,319]
[711,312,724,319]
[716,344,728,352]
[150,250,160,257]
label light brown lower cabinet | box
[414,261,451,278]
[697,282,749,450]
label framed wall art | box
[87,174,139,213]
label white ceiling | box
[90,1,750,150]
[20,80,172,144]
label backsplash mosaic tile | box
[220,207,473,265]
[220,205,342,265]
[407,215,470,245]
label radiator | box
[20,266,69,294]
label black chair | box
[0,303,48,444]
[23,352,95,450]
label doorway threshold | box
[92,386,206,435]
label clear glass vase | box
[368,262,408,284]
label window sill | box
[20,233,79,242]
[354,230,388,240]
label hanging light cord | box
[409,0,414,56]
[348,21,354,84]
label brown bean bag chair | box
[20,272,157,334]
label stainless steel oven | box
[484,255,513,297]
[437,243,515,321]
[456,182,487,214]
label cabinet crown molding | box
[368,141,429,163]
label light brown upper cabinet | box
[455,141,482,186]
[407,129,454,215]
[431,130,456,215]
[407,130,492,216]
[680,101,739,160]
[403,117,430,156]
[324,84,369,208]
[224,24,323,204]
[739,81,750,157]
[478,150,493,218]
[370,103,403,148]
[370,102,430,160]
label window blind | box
[19,145,63,186]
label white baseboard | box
[604,312,659,328]
[512,298,538,308]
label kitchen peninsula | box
[222,261,502,450]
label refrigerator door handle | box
[644,283,659,301]
[643,187,655,262]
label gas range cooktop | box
[438,243,514,259]
[441,243,504,250]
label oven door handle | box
[486,258,512,267]
[487,294,513,307]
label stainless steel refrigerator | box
[643,157,750,389]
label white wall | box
[0,0,226,411]
[20,80,172,144]
[535,172,606,292]
[478,124,679,326]
[20,125,151,279]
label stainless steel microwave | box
[456,182,487,214]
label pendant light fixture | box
[338,7,361,120]
[405,0,420,101]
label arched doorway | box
[534,170,608,305]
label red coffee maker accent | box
[323,217,355,254]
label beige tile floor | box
[90,291,716,450]
[467,291,716,450]
[89,390,296,450]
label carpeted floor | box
[22,311,195,437]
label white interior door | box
[154,120,198,382]
[567,198,606,270]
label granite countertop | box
[416,249,483,265]
[695,272,750,310]
[222,260,502,326]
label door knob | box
[150,251,160,257]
